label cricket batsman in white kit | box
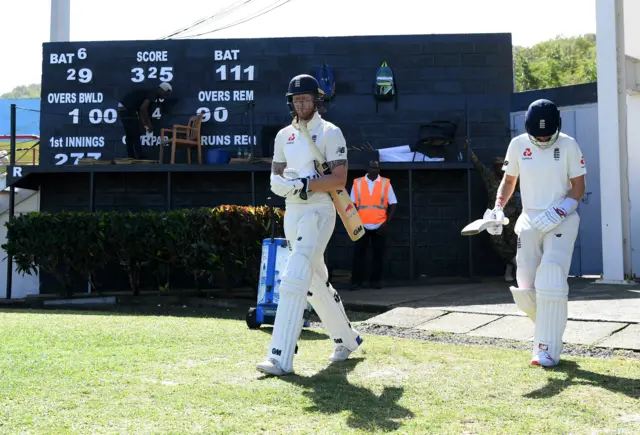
[486,99,586,367]
[256,74,363,376]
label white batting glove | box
[532,197,578,233]
[484,206,506,235]
[270,175,310,199]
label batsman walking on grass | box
[256,74,363,376]
[486,99,586,367]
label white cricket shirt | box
[502,132,587,211]
[272,112,348,205]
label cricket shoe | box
[530,350,559,368]
[256,358,293,376]
[329,335,363,362]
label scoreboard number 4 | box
[131,66,174,83]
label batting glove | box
[532,197,578,233]
[270,175,310,200]
[484,206,506,236]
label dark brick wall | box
[35,33,515,293]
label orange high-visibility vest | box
[352,176,390,225]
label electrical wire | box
[158,1,250,40]
[173,0,293,39]
[157,0,254,40]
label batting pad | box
[266,252,312,373]
[308,272,361,351]
[533,263,569,362]
[509,286,536,322]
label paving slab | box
[424,302,523,316]
[596,324,640,350]
[564,300,640,324]
[415,312,501,334]
[364,307,447,328]
[562,320,628,346]
[467,315,534,341]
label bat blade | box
[461,217,510,236]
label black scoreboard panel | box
[39,34,514,167]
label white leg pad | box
[533,263,568,362]
[308,273,362,351]
[509,286,536,322]
[264,252,311,373]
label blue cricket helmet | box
[525,99,562,148]
[285,74,325,119]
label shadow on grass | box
[524,360,639,400]
[271,358,414,432]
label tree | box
[0,84,41,99]
[513,34,597,92]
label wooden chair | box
[159,114,204,164]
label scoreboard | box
[39,39,275,167]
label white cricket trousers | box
[514,209,580,362]
[515,210,580,290]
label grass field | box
[0,140,39,166]
[0,308,638,434]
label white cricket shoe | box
[256,358,292,376]
[329,336,363,362]
[530,350,559,368]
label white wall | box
[626,94,640,276]
[0,191,40,299]
[623,0,640,58]
[623,0,640,277]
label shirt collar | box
[305,111,322,130]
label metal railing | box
[0,134,39,174]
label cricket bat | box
[293,119,365,242]
[461,217,510,236]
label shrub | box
[2,206,284,297]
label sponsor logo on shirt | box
[522,148,533,160]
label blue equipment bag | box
[246,199,313,329]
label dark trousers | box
[351,227,386,285]
[120,110,144,159]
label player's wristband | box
[558,197,579,215]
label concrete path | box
[338,277,640,351]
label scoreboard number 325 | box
[131,66,174,83]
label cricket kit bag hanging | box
[373,61,398,112]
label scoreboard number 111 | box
[215,65,255,81]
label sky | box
[0,0,596,95]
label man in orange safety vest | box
[349,160,397,290]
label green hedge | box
[2,206,284,297]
